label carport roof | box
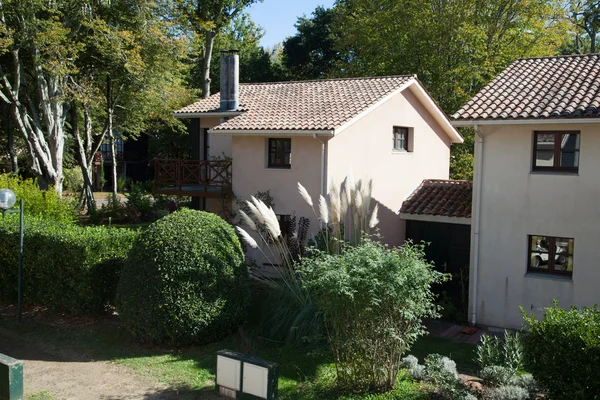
[400,179,472,219]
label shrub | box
[424,354,461,388]
[479,366,513,387]
[522,302,600,399]
[0,216,137,313]
[63,167,84,193]
[300,240,447,392]
[508,374,538,399]
[116,209,249,345]
[485,385,529,400]
[476,331,524,376]
[0,174,76,223]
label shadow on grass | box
[0,307,328,396]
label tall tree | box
[282,6,342,80]
[566,1,600,53]
[0,0,83,195]
[176,0,261,98]
[334,0,569,112]
[70,0,191,207]
[205,13,284,94]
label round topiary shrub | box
[116,209,249,345]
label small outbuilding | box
[400,179,472,318]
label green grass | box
[1,315,475,399]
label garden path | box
[0,327,208,400]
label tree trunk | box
[201,31,216,99]
[2,103,18,173]
[106,78,118,196]
[0,49,65,195]
[71,103,97,211]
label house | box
[161,51,462,246]
[451,53,600,329]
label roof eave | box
[209,129,335,137]
[399,212,471,225]
[173,111,244,119]
[452,117,600,126]
[408,81,463,144]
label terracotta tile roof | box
[452,54,600,121]
[400,179,472,218]
[175,76,414,131]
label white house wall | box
[327,87,452,246]
[473,123,600,329]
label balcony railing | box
[153,159,232,198]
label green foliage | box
[522,302,600,399]
[450,128,475,180]
[485,385,529,400]
[0,174,76,224]
[476,331,524,376]
[333,0,570,113]
[480,366,513,388]
[117,209,249,345]
[424,354,461,388]
[405,354,475,400]
[63,167,84,193]
[300,240,447,392]
[0,216,137,313]
[282,6,341,80]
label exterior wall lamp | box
[0,189,24,322]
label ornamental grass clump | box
[300,240,447,392]
[235,176,381,347]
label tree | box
[565,1,600,53]
[205,13,284,94]
[0,0,83,195]
[176,0,261,98]
[282,7,342,80]
[334,0,569,113]
[69,1,191,208]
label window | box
[528,235,574,276]
[533,131,580,172]
[393,127,410,151]
[268,138,291,169]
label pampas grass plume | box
[297,182,313,207]
[239,210,257,231]
[369,204,379,228]
[319,195,329,225]
[236,226,258,248]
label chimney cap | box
[221,49,240,55]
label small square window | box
[528,235,574,276]
[268,138,291,169]
[393,127,410,151]
[533,131,579,172]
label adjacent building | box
[452,54,600,329]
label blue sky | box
[248,0,335,49]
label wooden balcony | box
[153,159,232,198]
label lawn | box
[0,310,476,400]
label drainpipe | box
[471,124,484,325]
[313,134,325,195]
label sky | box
[248,0,336,49]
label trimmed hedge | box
[522,302,600,399]
[116,209,249,345]
[0,216,137,313]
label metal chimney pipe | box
[220,50,239,111]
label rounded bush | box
[116,209,249,345]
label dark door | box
[406,220,471,320]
